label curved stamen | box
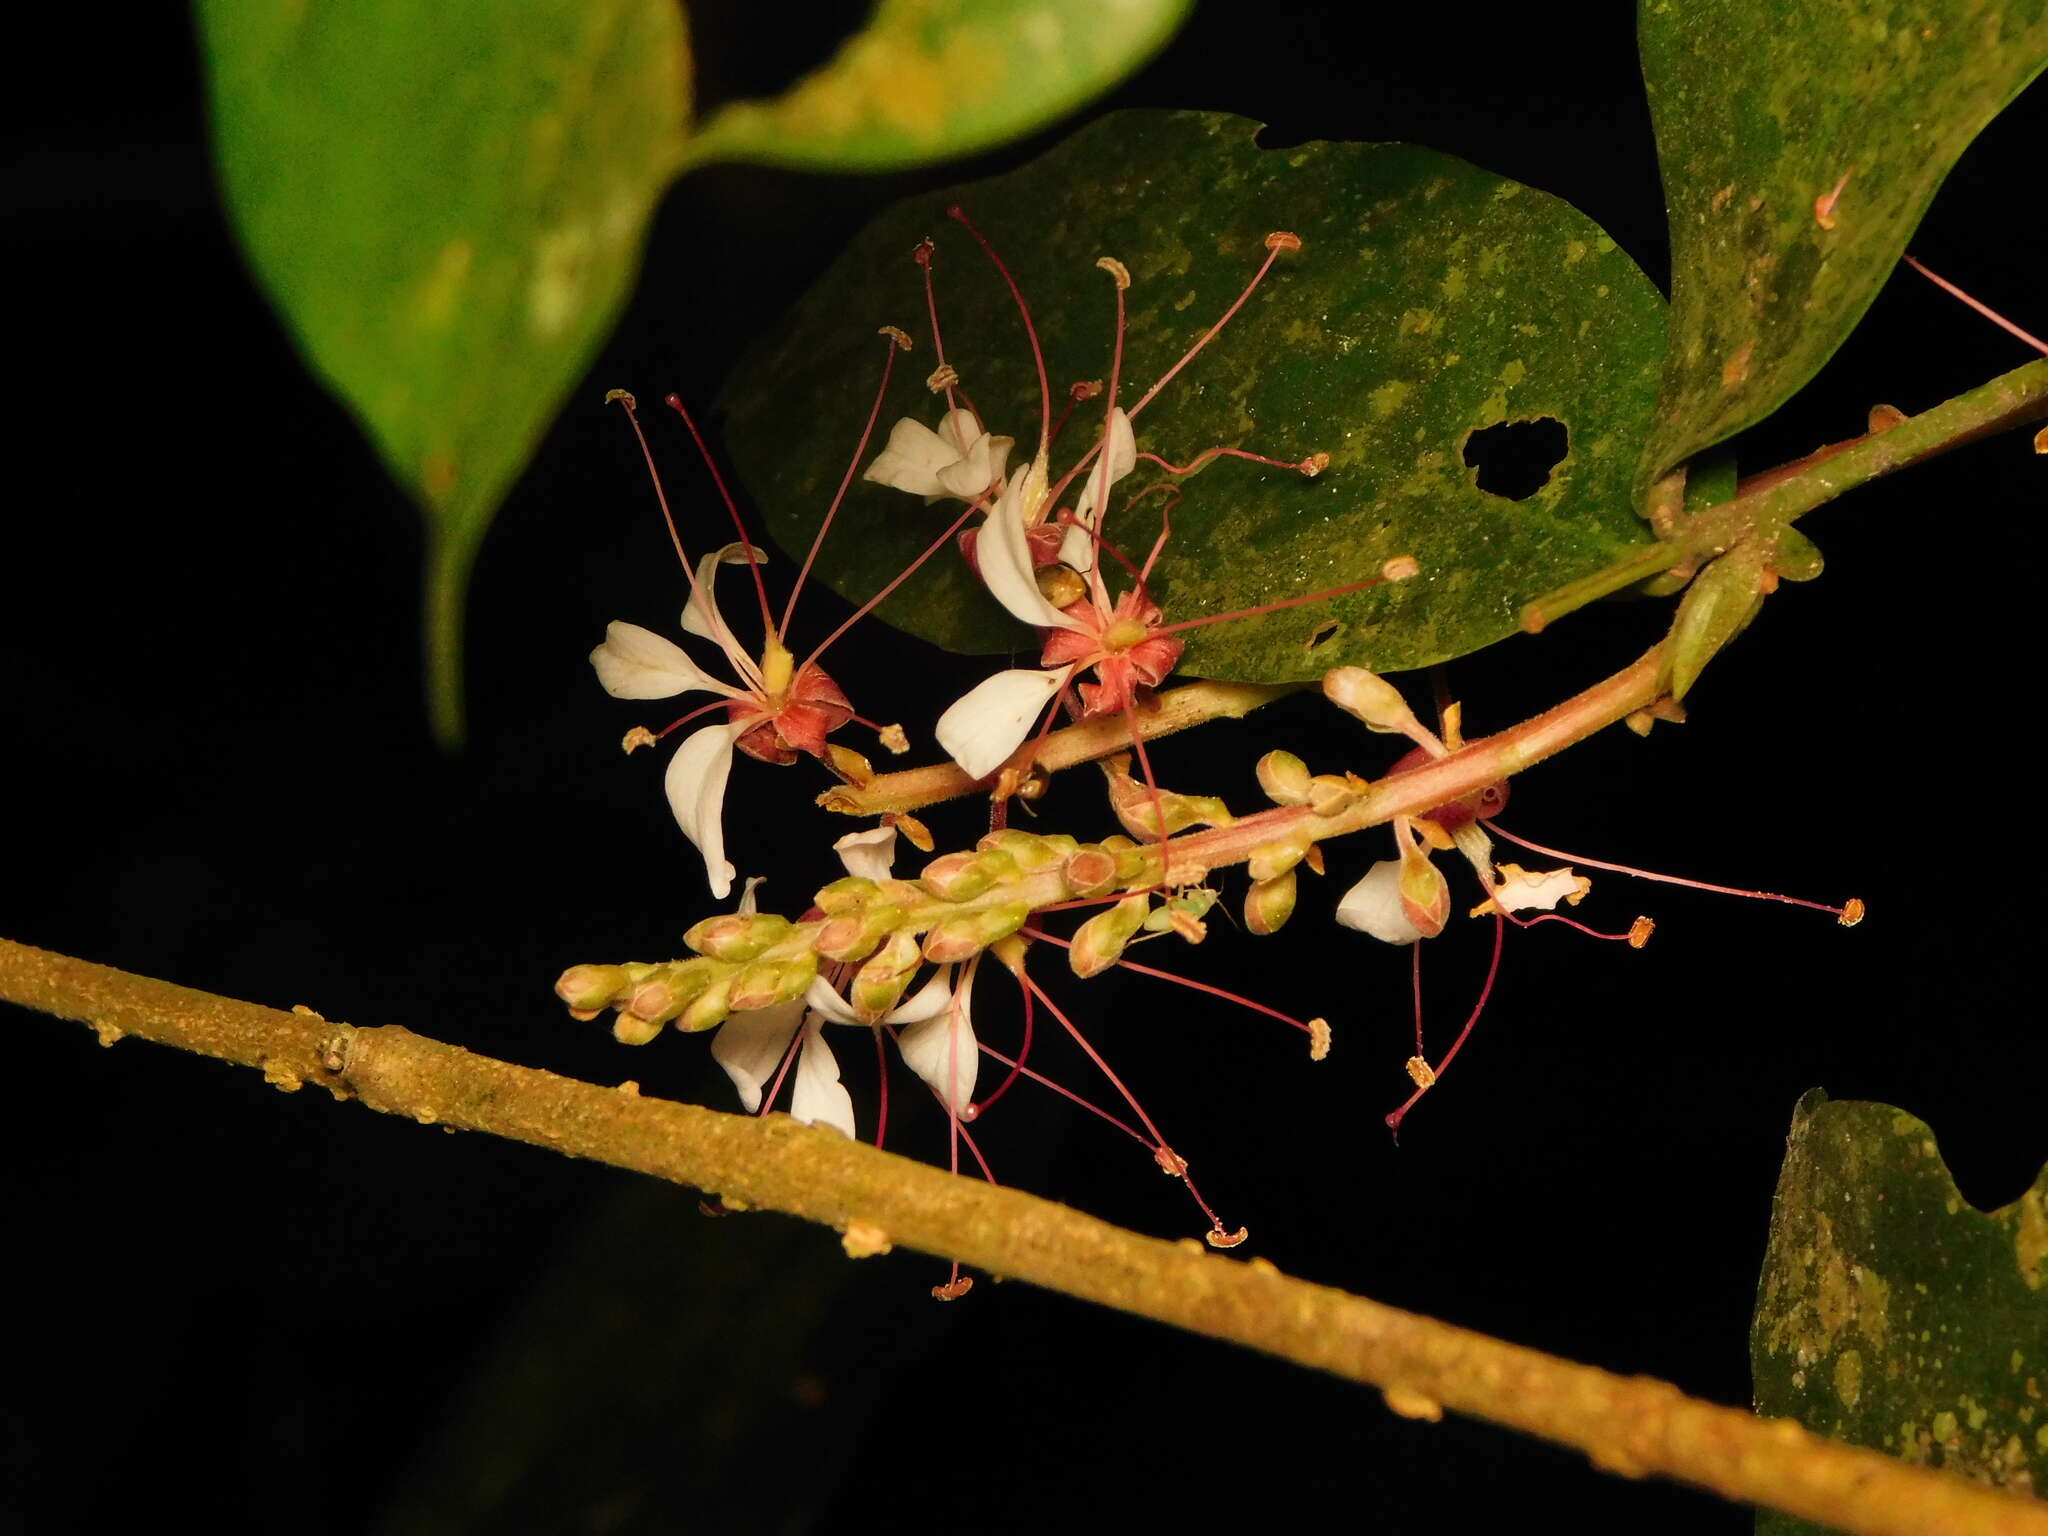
[949,205,1052,452]
[663,394,778,638]
[1024,927,1315,1038]
[781,330,906,639]
[1387,909,1507,1139]
[971,963,1035,1115]
[1151,573,1392,637]
[799,500,983,673]
[1128,234,1294,421]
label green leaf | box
[1637,0,2048,490]
[718,111,1669,681]
[1752,1091,2048,1535]
[200,0,692,744]
[685,0,1189,172]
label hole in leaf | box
[1305,618,1343,651]
[1462,417,1568,500]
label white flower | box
[831,824,899,884]
[661,719,749,900]
[1484,863,1591,915]
[1335,859,1427,945]
[863,409,1013,502]
[710,1002,856,1137]
[896,957,981,1117]
[589,620,741,700]
[935,665,1074,781]
[1061,406,1138,576]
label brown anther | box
[1308,1017,1332,1062]
[603,388,637,409]
[911,237,935,267]
[1095,255,1131,289]
[1166,909,1208,944]
[1069,379,1103,402]
[1813,169,1852,230]
[931,1276,975,1301]
[1265,231,1303,252]
[621,725,658,754]
[1299,451,1330,477]
[1153,1145,1189,1177]
[1838,897,1866,928]
[1405,1055,1437,1089]
[1382,554,1421,581]
[877,722,909,755]
[1205,1226,1250,1250]
[2034,424,2046,455]
[878,324,912,351]
[1627,916,1656,949]
[890,812,935,852]
[925,363,959,393]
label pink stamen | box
[799,500,983,673]
[1128,237,1291,421]
[780,331,905,639]
[758,1016,806,1118]
[1024,927,1314,1037]
[652,696,740,742]
[1127,713,1174,855]
[948,205,1052,450]
[1082,264,1132,612]
[1048,379,1103,448]
[1019,971,1172,1150]
[1903,255,2047,355]
[1498,906,1640,942]
[1136,446,1324,477]
[1387,910,1506,1139]
[913,238,964,419]
[971,962,1036,1115]
[609,393,760,685]
[871,1022,891,1149]
[976,1040,1147,1144]
[1134,486,1183,585]
[1151,573,1391,637]
[1481,821,1859,921]
[1411,944,1425,1058]
[662,394,778,635]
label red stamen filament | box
[948,205,1052,450]
[1410,944,1425,1058]
[609,394,762,689]
[1024,927,1314,1037]
[799,500,983,673]
[871,1022,891,1149]
[1128,240,1288,420]
[913,238,964,418]
[1482,821,1858,920]
[1136,446,1322,477]
[1152,574,1389,637]
[780,333,904,638]
[1388,910,1506,1138]
[663,394,777,636]
[652,696,740,742]
[1902,255,2047,355]
[972,964,1036,1114]
[976,1040,1145,1144]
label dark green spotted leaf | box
[1638,0,2048,491]
[719,110,1669,680]
[686,0,1189,171]
[200,0,692,744]
[1752,1091,2048,1535]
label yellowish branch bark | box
[7,938,2041,1536]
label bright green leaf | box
[685,0,1189,171]
[1637,0,2048,491]
[200,0,692,744]
[1752,1091,2048,1535]
[718,111,1669,681]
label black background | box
[5,4,2043,1532]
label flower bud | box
[1244,869,1297,935]
[728,953,817,1013]
[556,964,632,1011]
[1255,749,1311,805]
[1070,893,1151,978]
[922,902,1030,963]
[919,851,1001,902]
[612,1014,664,1046]
[978,829,1074,872]
[1062,845,1120,899]
[851,931,922,1021]
[684,912,793,962]
[816,904,904,963]
[678,973,737,1033]
[1248,835,1313,882]
[1308,774,1359,817]
[1323,666,1416,733]
[813,875,879,914]
[1398,848,1451,939]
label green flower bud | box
[1245,869,1298,935]
[1070,893,1151,978]
[555,964,631,1011]
[919,851,1001,902]
[814,876,879,914]
[816,904,905,963]
[1062,844,1121,899]
[976,830,1071,872]
[1323,666,1415,733]
[684,912,793,962]
[922,902,1031,963]
[728,951,817,1012]
[1255,749,1311,806]
[611,1013,664,1046]
[1247,835,1312,882]
[678,972,737,1033]
[851,930,922,1021]
[1308,774,1360,817]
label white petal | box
[1335,859,1427,945]
[681,543,765,642]
[664,720,747,900]
[804,975,862,1025]
[1072,406,1138,523]
[978,455,1084,632]
[935,667,1071,781]
[897,984,978,1117]
[708,999,804,1112]
[790,1016,857,1137]
[863,416,957,498]
[883,965,955,1025]
[1493,864,1591,914]
[1057,518,1097,576]
[736,875,766,916]
[935,428,1014,501]
[590,621,735,700]
[833,825,898,883]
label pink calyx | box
[1039,586,1185,719]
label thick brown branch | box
[7,938,2041,1536]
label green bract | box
[719,110,1671,681]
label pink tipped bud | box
[1062,845,1120,898]
[977,830,1069,872]
[1255,750,1312,806]
[679,974,737,1033]
[814,875,880,914]
[851,931,922,1021]
[817,906,903,964]
[728,957,812,1013]
[1248,834,1312,882]
[922,903,1029,963]
[556,964,630,1011]
[1070,893,1151,978]
[1245,869,1297,935]
[920,851,1001,902]
[1308,774,1360,817]
[685,912,792,962]
[1398,848,1451,939]
[1323,666,1416,734]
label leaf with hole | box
[1752,1091,2048,1535]
[1637,0,2048,491]
[200,0,692,744]
[717,110,1670,681]
[686,0,1190,172]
